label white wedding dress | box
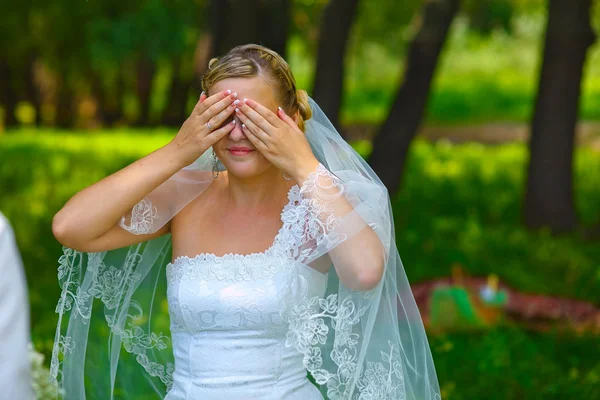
[163,184,327,400]
[51,101,442,400]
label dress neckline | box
[168,183,300,266]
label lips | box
[228,147,254,155]
[229,146,253,151]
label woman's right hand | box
[169,89,239,165]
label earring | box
[282,171,292,181]
[211,149,219,179]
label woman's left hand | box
[235,98,320,184]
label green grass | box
[396,140,600,303]
[430,327,600,399]
[1,130,599,399]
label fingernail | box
[278,106,283,112]
[233,99,240,105]
[235,108,239,113]
[242,123,246,129]
[232,120,236,124]
[227,89,232,94]
[201,91,205,97]
[233,92,238,98]
[243,98,248,103]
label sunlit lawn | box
[1,130,599,398]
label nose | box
[229,116,247,141]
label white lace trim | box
[51,247,174,393]
[165,163,347,284]
[119,196,158,234]
[284,287,405,399]
[166,251,288,284]
[165,184,302,284]
[281,164,407,399]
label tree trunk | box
[258,0,291,57]
[134,57,157,126]
[210,0,261,57]
[90,69,108,126]
[209,0,290,57]
[161,57,191,126]
[193,34,214,90]
[311,0,361,132]
[368,0,459,196]
[98,71,125,127]
[0,59,19,128]
[22,55,42,126]
[523,0,596,233]
[55,75,75,128]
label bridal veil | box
[50,97,441,400]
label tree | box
[210,0,291,58]
[368,0,460,196]
[311,0,361,132]
[259,0,291,57]
[523,0,597,233]
[0,60,19,128]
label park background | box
[1,0,599,398]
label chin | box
[218,151,270,179]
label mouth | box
[228,147,254,156]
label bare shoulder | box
[173,172,226,224]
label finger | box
[242,123,270,154]
[191,91,207,112]
[237,99,274,134]
[202,93,238,126]
[207,99,239,130]
[236,108,271,143]
[277,106,301,131]
[242,98,283,128]
[204,120,237,146]
[196,89,235,116]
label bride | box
[50,44,441,400]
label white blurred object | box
[0,212,34,399]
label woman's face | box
[209,76,281,180]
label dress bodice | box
[164,185,329,400]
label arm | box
[52,144,189,252]
[291,161,386,292]
[234,98,386,291]
[53,89,239,252]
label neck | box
[223,167,294,209]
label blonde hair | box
[201,44,312,131]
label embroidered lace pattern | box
[119,197,158,234]
[51,162,406,399]
[280,164,404,399]
[51,247,174,393]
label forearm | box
[53,143,188,245]
[292,162,385,291]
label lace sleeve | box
[296,163,348,252]
[118,197,159,235]
[283,163,414,399]
[292,162,390,288]
[117,167,215,235]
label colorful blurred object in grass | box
[429,265,509,331]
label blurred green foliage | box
[3,1,600,128]
[338,14,600,125]
[1,130,599,398]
